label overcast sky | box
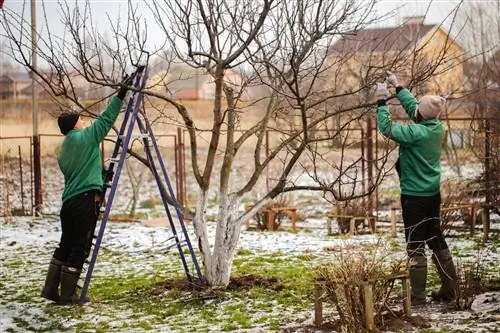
[0,0,485,71]
[3,0,464,40]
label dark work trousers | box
[401,193,448,258]
[53,190,100,269]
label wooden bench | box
[327,214,376,235]
[267,207,297,232]
[244,205,297,232]
[314,271,411,330]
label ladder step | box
[119,133,150,140]
[109,157,121,163]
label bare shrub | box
[440,180,481,233]
[335,199,367,234]
[454,254,485,310]
[315,244,406,332]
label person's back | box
[41,74,134,305]
[375,72,458,305]
[58,96,122,202]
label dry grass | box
[454,254,485,310]
[314,243,407,332]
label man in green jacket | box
[375,72,458,305]
[41,75,134,304]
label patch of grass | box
[241,197,253,204]
[140,198,163,209]
[236,248,253,256]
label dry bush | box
[315,244,406,332]
[454,254,485,310]
[335,199,367,234]
[440,180,481,233]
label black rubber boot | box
[58,266,83,305]
[409,255,427,305]
[431,248,458,302]
[41,258,63,302]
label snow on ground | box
[1,154,498,332]
[1,214,499,332]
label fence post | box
[391,206,397,237]
[33,134,43,215]
[482,206,489,242]
[362,283,375,330]
[470,203,477,236]
[2,149,12,221]
[314,281,323,327]
[18,146,25,214]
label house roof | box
[0,72,32,82]
[330,23,437,54]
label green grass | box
[3,229,499,333]
[140,198,163,209]
[1,251,316,332]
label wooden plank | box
[402,277,411,315]
[471,204,477,235]
[314,282,323,327]
[363,283,375,330]
[349,217,356,235]
[391,207,397,238]
[482,207,489,242]
[440,204,476,212]
[267,210,275,231]
[291,210,297,233]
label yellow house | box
[328,17,464,97]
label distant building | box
[148,65,254,101]
[328,16,464,97]
[0,72,32,99]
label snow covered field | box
[1,155,499,332]
[1,214,499,332]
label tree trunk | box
[193,188,243,287]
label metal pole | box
[177,127,185,207]
[173,135,179,202]
[483,110,491,238]
[366,117,373,217]
[265,130,269,192]
[18,146,25,214]
[31,0,42,216]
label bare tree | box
[454,1,500,216]
[1,0,465,286]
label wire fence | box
[1,116,497,237]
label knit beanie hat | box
[416,95,446,120]
[58,111,80,135]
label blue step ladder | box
[79,66,205,304]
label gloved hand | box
[117,73,136,100]
[386,71,398,87]
[376,82,389,101]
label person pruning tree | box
[375,72,458,305]
[41,73,136,305]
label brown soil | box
[150,274,284,296]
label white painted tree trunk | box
[192,187,261,287]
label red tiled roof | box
[330,24,436,54]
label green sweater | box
[376,88,444,196]
[58,96,123,202]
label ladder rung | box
[109,157,120,163]
[119,133,150,140]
